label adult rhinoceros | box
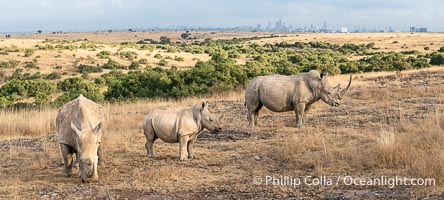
[245,70,351,127]
[56,94,106,183]
[143,102,222,161]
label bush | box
[24,62,38,69]
[34,92,51,105]
[102,59,123,69]
[24,48,35,57]
[159,59,167,66]
[104,57,246,100]
[159,36,171,44]
[154,54,163,59]
[430,52,444,65]
[97,50,111,59]
[0,79,56,100]
[174,56,184,62]
[119,51,138,61]
[46,72,62,80]
[0,61,10,68]
[55,77,103,106]
[129,61,140,70]
[181,33,190,39]
[78,64,103,73]
[9,60,20,68]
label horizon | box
[1,0,442,33]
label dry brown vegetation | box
[0,64,443,198]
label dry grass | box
[256,32,444,53]
[10,31,274,43]
[0,108,57,139]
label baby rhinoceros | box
[143,102,223,161]
[56,94,106,183]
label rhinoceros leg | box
[246,90,263,127]
[144,120,159,158]
[72,152,79,168]
[247,103,263,127]
[145,134,158,158]
[179,135,190,161]
[295,103,306,128]
[98,144,105,165]
[247,111,253,126]
[60,143,74,177]
[253,105,262,126]
[187,135,197,159]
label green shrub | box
[129,61,140,70]
[0,61,10,68]
[24,48,35,57]
[174,56,184,62]
[430,52,444,65]
[119,51,138,61]
[24,62,39,69]
[159,59,167,66]
[97,50,111,59]
[78,64,103,73]
[55,77,103,106]
[46,72,62,80]
[102,59,123,69]
[0,79,56,100]
[154,53,163,59]
[9,60,20,68]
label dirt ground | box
[0,66,443,199]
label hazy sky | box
[1,0,442,33]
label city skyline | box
[1,0,442,33]
[1,18,431,35]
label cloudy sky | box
[1,0,442,33]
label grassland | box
[2,31,443,80]
[0,32,443,199]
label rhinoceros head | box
[71,120,102,183]
[319,73,352,107]
[200,102,223,133]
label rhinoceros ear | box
[93,122,102,133]
[320,72,329,86]
[334,83,341,90]
[71,122,82,136]
[201,101,209,110]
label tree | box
[430,52,444,65]
[37,30,42,34]
[55,77,103,106]
[129,61,140,70]
[159,36,171,44]
[181,32,190,39]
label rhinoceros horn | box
[340,74,352,97]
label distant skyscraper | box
[275,20,282,29]
[323,20,327,30]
